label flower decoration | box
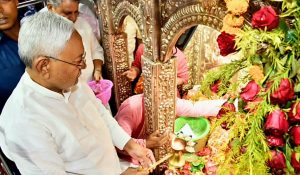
[196,0,300,174]
[268,150,287,169]
[226,0,249,15]
[240,80,261,102]
[216,32,237,56]
[251,6,280,31]
[269,78,295,105]
[210,80,221,93]
[267,135,285,147]
[288,102,300,123]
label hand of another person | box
[177,78,184,85]
[123,139,156,168]
[122,67,140,81]
[146,130,170,149]
[93,69,103,81]
[121,167,149,175]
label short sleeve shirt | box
[0,32,25,113]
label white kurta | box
[74,17,104,82]
[0,72,130,175]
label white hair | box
[47,0,79,8]
[18,12,74,67]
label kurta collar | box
[23,71,73,101]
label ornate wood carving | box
[112,1,142,32]
[143,56,177,163]
[161,0,198,23]
[161,3,227,62]
[111,34,132,108]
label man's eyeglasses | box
[45,52,86,69]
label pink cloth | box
[115,94,226,164]
[133,44,189,84]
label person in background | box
[123,43,189,95]
[78,2,101,41]
[123,16,142,65]
[0,0,25,174]
[115,94,226,169]
[0,12,154,175]
[46,0,104,82]
[0,0,25,113]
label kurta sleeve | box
[94,99,131,150]
[1,119,67,175]
[83,82,131,150]
[90,31,105,63]
[176,98,227,117]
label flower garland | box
[216,0,249,57]
[198,0,300,174]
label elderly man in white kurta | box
[0,12,154,175]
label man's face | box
[48,31,85,91]
[0,0,18,31]
[51,0,79,23]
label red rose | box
[265,109,289,136]
[217,101,236,119]
[268,150,287,169]
[291,151,300,170]
[210,80,221,93]
[251,6,279,31]
[240,80,261,102]
[269,78,295,104]
[266,135,285,147]
[268,150,286,169]
[288,102,300,123]
[217,32,237,56]
[290,126,300,146]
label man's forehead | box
[60,0,78,8]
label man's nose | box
[81,61,86,69]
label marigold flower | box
[226,0,249,15]
[223,14,245,27]
[222,24,242,35]
[248,65,264,82]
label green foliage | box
[198,1,300,174]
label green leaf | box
[286,159,295,174]
[294,83,300,92]
[285,30,298,44]
[296,152,300,162]
[295,146,300,152]
[279,19,289,34]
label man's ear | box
[47,4,53,11]
[34,57,51,79]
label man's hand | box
[121,167,149,175]
[146,130,170,149]
[93,69,102,81]
[122,67,140,81]
[93,59,103,81]
[123,139,156,168]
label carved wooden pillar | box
[97,0,133,109]
[143,56,177,162]
[111,34,132,108]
